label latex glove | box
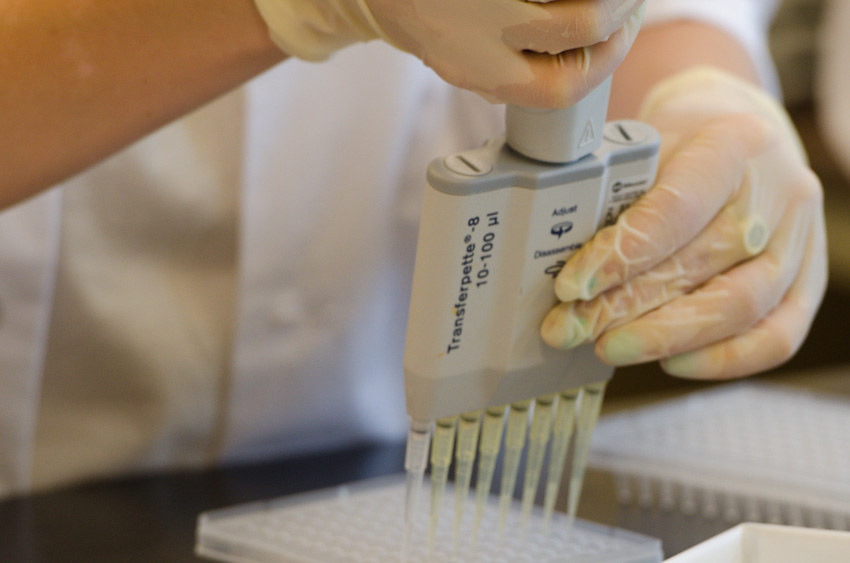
[253,0,646,107]
[541,66,827,379]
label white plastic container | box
[664,523,850,563]
[195,475,663,563]
[589,383,850,529]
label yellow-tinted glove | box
[542,66,827,379]
[253,0,646,107]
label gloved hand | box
[252,0,646,107]
[541,66,827,379]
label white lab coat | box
[0,0,780,498]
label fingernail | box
[541,304,591,350]
[601,330,645,365]
[555,271,598,302]
[661,353,699,378]
[743,216,768,255]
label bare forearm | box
[0,0,283,208]
[610,20,761,120]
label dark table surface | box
[0,442,408,563]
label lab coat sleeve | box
[643,0,782,94]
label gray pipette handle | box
[505,77,612,164]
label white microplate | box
[589,383,850,526]
[196,476,662,563]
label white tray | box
[664,523,850,563]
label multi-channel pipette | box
[402,75,660,552]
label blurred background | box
[608,0,850,399]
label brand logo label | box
[551,221,573,239]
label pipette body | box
[404,80,626,426]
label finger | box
[503,0,645,56]
[554,114,770,301]
[494,4,643,108]
[594,201,813,365]
[659,208,827,380]
[541,194,776,350]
